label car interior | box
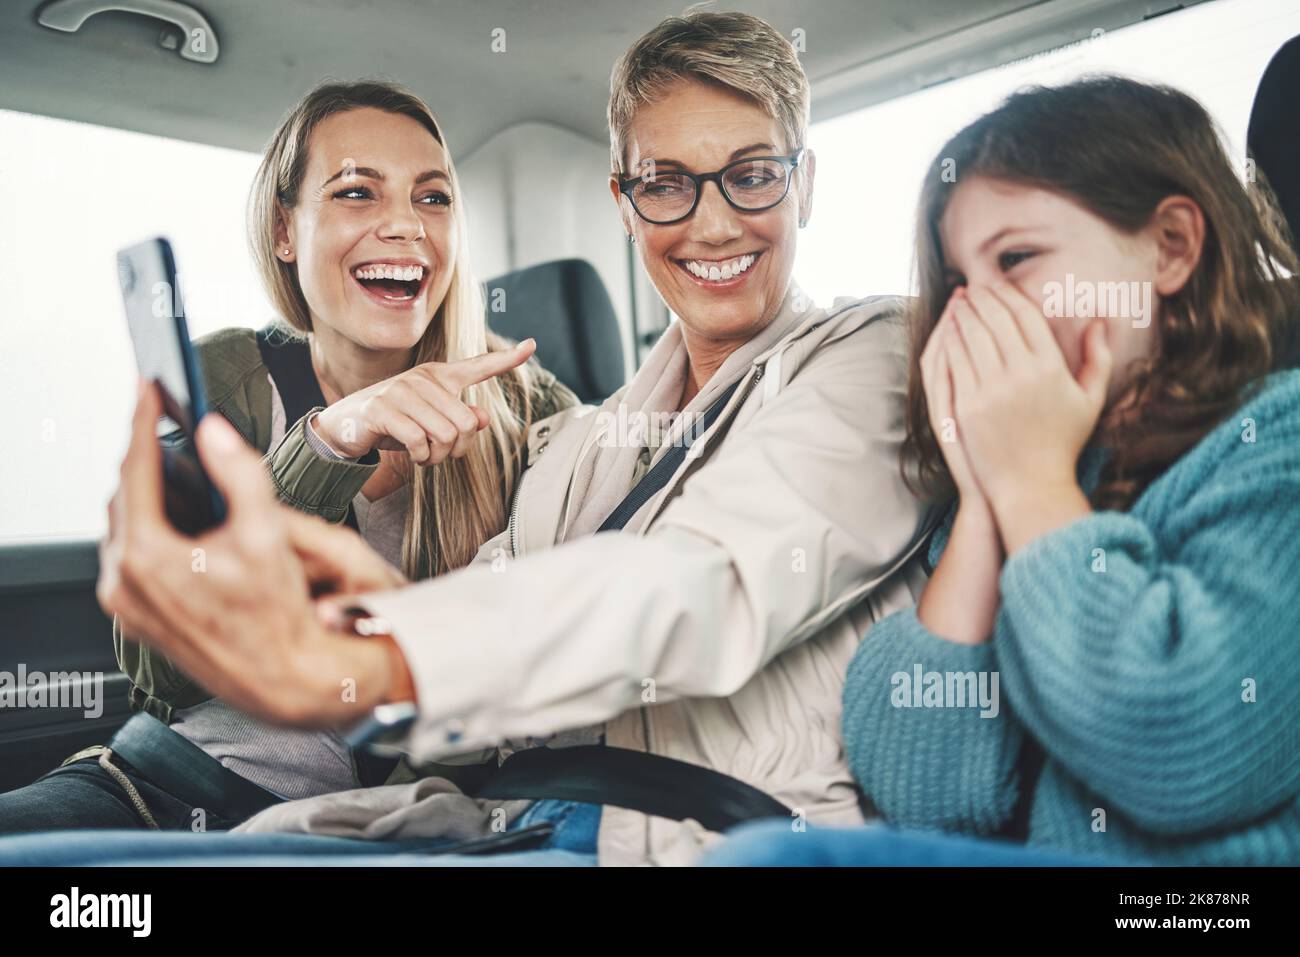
[0,0,1297,837]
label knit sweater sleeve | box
[996,389,1300,836]
[843,608,1027,833]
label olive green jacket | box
[114,324,578,723]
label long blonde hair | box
[249,79,535,576]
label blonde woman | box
[0,80,576,833]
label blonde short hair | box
[607,10,810,173]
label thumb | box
[1077,318,1113,410]
[194,413,274,522]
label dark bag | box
[256,327,396,787]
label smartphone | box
[116,237,227,534]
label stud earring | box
[798,218,807,229]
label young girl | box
[705,76,1300,866]
[0,80,576,832]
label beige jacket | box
[358,284,935,865]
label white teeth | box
[352,263,425,282]
[683,253,756,282]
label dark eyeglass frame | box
[617,148,805,225]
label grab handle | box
[38,0,220,64]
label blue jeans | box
[0,756,245,833]
[701,821,1114,866]
[0,799,602,867]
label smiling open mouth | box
[351,262,427,302]
[675,251,761,285]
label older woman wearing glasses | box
[20,10,932,868]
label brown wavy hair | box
[249,80,537,576]
[904,75,1300,510]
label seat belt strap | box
[107,713,283,822]
[254,327,361,535]
[596,376,743,533]
[473,745,791,832]
[254,327,396,787]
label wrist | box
[374,633,417,706]
[986,469,1074,522]
[305,411,355,460]
[993,479,1092,555]
[331,610,417,708]
[327,634,400,718]
[284,626,397,726]
[954,492,996,533]
[314,406,368,459]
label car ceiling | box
[0,0,1201,158]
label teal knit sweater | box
[843,369,1300,865]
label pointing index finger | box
[444,338,536,391]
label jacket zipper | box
[507,473,524,558]
[735,362,764,406]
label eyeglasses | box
[617,149,805,225]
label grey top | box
[169,377,410,801]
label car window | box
[794,0,1300,305]
[3,0,1295,546]
[0,109,269,544]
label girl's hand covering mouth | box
[920,287,989,519]
[942,281,1112,511]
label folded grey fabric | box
[231,776,532,842]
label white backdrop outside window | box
[794,0,1300,307]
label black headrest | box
[1248,34,1300,368]
[1248,34,1300,245]
[485,258,625,405]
